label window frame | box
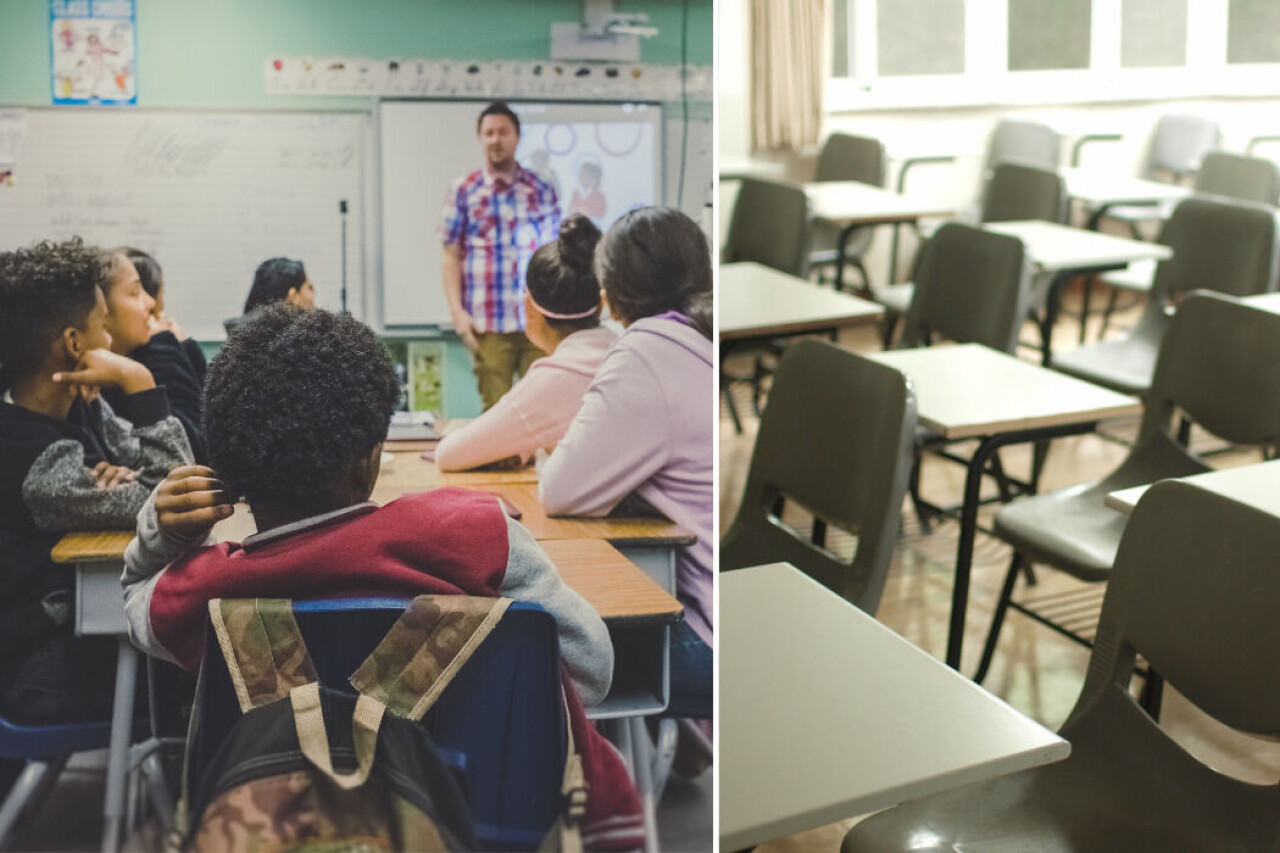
[826,0,1273,112]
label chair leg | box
[720,384,743,434]
[908,455,932,534]
[850,258,872,299]
[1139,667,1165,720]
[649,718,680,806]
[0,756,68,851]
[811,518,827,548]
[974,553,1025,684]
[140,751,174,833]
[1176,416,1192,448]
[1099,284,1121,339]
[986,451,1014,503]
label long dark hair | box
[244,257,307,313]
[121,247,163,302]
[594,207,712,340]
[526,214,603,335]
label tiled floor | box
[721,289,1280,852]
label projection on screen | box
[379,100,662,328]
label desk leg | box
[945,424,1097,671]
[1040,272,1069,367]
[101,640,138,853]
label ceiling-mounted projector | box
[551,0,658,63]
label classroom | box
[719,0,1280,850]
[0,0,713,850]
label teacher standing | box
[440,101,562,410]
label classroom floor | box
[720,284,1280,852]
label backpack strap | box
[537,686,587,853]
[349,595,512,720]
[208,598,318,713]
[290,682,386,790]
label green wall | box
[0,0,712,108]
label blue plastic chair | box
[0,715,114,848]
[188,598,566,851]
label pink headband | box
[528,292,601,320]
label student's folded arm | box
[498,514,613,706]
[539,348,670,517]
[22,439,154,532]
[121,486,212,665]
[435,379,541,471]
[99,390,194,487]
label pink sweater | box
[435,327,617,471]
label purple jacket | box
[540,315,714,645]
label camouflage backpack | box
[174,595,587,852]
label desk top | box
[1242,292,1280,314]
[1062,168,1192,207]
[719,262,883,340]
[803,180,954,226]
[720,563,1069,850]
[473,483,695,546]
[870,344,1142,440]
[1105,459,1280,516]
[55,525,680,625]
[720,155,788,182]
[984,220,1172,272]
[375,449,540,492]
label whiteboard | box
[0,109,365,340]
[379,99,665,328]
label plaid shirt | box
[440,165,560,333]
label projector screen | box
[379,99,663,327]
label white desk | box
[718,262,883,342]
[803,181,955,291]
[1062,168,1191,229]
[983,220,1173,361]
[719,563,1070,851]
[1106,459,1280,516]
[1242,292,1280,314]
[719,155,788,182]
[869,344,1141,669]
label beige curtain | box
[750,0,826,152]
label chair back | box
[814,133,886,187]
[984,119,1061,175]
[720,341,916,615]
[1140,291,1280,449]
[1076,478,1280,741]
[980,162,1068,224]
[723,177,811,277]
[1149,196,1279,307]
[1145,113,1221,181]
[1194,151,1280,205]
[189,598,565,851]
[900,222,1032,354]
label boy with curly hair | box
[122,305,643,850]
[0,238,192,725]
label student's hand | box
[451,309,478,352]
[90,462,138,490]
[149,313,188,341]
[53,349,156,395]
[155,465,235,543]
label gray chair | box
[720,178,813,430]
[976,292,1280,685]
[720,340,916,615]
[721,177,811,276]
[894,223,1035,530]
[844,478,1280,853]
[808,133,887,293]
[1095,113,1221,238]
[1054,196,1278,396]
[879,163,1063,332]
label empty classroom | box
[720,2,1280,849]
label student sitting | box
[436,214,617,471]
[225,257,316,336]
[123,246,208,385]
[540,207,714,720]
[0,238,192,726]
[121,305,643,850]
[99,248,209,463]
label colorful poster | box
[50,0,138,105]
[407,341,444,414]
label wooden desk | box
[983,220,1173,360]
[720,563,1070,851]
[718,262,883,343]
[802,180,955,290]
[374,448,539,491]
[1106,459,1280,516]
[869,344,1141,670]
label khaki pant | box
[472,331,546,410]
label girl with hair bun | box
[540,206,713,722]
[435,214,618,471]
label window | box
[827,0,1280,110]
